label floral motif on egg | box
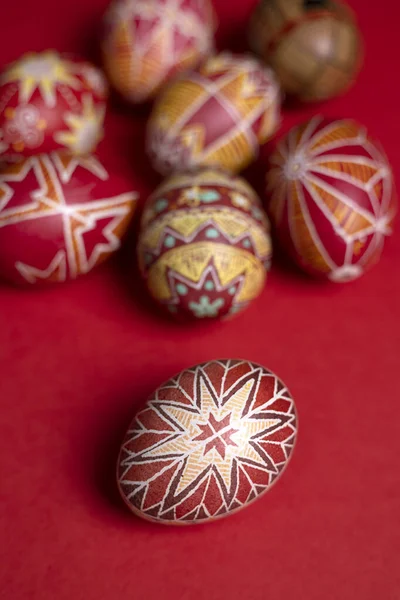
[267,116,396,281]
[118,360,297,524]
[102,0,217,103]
[0,151,138,284]
[0,50,108,159]
[138,168,272,319]
[147,52,281,175]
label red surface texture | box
[0,1,399,599]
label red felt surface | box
[1,1,399,599]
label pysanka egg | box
[0,151,138,285]
[147,52,281,175]
[248,0,363,102]
[0,51,108,160]
[117,359,298,524]
[266,116,396,282]
[138,168,272,320]
[101,0,217,104]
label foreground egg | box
[267,116,396,282]
[138,168,272,320]
[118,359,297,524]
[248,0,363,102]
[101,0,217,104]
[0,51,108,160]
[0,151,138,284]
[147,52,281,175]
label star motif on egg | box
[0,153,137,282]
[118,361,297,519]
[2,51,81,108]
[54,94,105,154]
[192,412,239,460]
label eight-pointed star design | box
[118,360,297,522]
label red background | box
[1,1,399,598]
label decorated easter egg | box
[267,116,396,281]
[0,151,138,285]
[147,52,281,174]
[101,0,217,104]
[248,0,363,102]
[0,50,108,160]
[118,359,297,524]
[138,168,272,319]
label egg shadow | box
[72,378,178,529]
[75,369,225,533]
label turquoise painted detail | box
[205,228,219,239]
[164,235,176,248]
[155,199,168,212]
[189,296,225,318]
[243,239,251,249]
[229,304,243,316]
[228,286,236,295]
[144,253,153,265]
[199,190,221,203]
[176,283,188,296]
[252,207,263,220]
[204,280,215,291]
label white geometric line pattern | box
[267,117,396,282]
[0,152,138,284]
[16,250,67,284]
[148,52,281,175]
[118,360,297,524]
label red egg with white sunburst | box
[0,50,108,160]
[117,360,297,524]
[267,117,396,282]
[0,151,138,285]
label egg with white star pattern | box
[117,360,298,524]
[0,151,138,285]
[0,50,108,160]
[137,168,272,320]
